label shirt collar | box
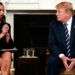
[66,16,72,26]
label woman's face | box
[2,24,9,33]
[0,5,4,19]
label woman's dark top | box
[0,35,14,51]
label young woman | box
[0,23,14,75]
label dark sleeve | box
[6,39,14,49]
[0,37,14,49]
[0,38,4,50]
[48,22,63,56]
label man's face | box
[0,5,4,19]
[56,8,68,22]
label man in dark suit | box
[47,2,75,75]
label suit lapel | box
[60,23,66,47]
[55,22,66,47]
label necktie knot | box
[63,23,67,27]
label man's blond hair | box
[56,2,73,14]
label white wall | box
[39,0,75,10]
[6,12,14,40]
[0,0,75,10]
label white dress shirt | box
[66,17,72,36]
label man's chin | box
[57,19,61,21]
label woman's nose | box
[1,10,4,15]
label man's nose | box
[56,12,58,16]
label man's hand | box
[60,56,71,71]
[68,58,75,71]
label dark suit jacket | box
[48,16,75,58]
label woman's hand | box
[0,33,5,39]
[6,33,10,43]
